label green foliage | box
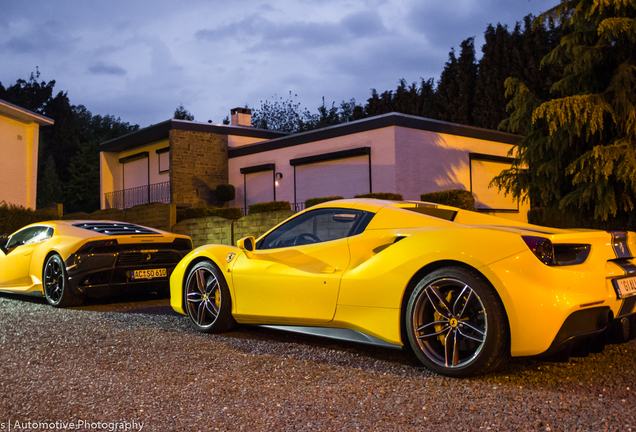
[66,140,100,213]
[0,203,59,235]
[177,206,243,222]
[494,0,636,222]
[215,184,236,203]
[0,71,139,214]
[354,193,403,201]
[304,196,344,208]
[420,190,477,211]
[436,38,478,125]
[251,92,313,132]
[174,104,194,121]
[248,201,291,214]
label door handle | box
[321,266,337,274]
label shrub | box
[354,193,403,201]
[0,203,60,235]
[305,196,343,208]
[216,184,236,203]
[420,189,476,211]
[177,206,243,222]
[248,201,291,214]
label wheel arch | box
[399,259,511,353]
[179,255,228,313]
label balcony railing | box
[104,181,171,210]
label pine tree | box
[493,0,636,223]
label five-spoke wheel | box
[184,261,236,333]
[43,254,83,307]
[406,267,508,377]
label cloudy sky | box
[1,0,559,128]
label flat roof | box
[228,112,522,158]
[0,99,54,126]
[100,119,288,152]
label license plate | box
[132,268,167,280]
[613,276,636,298]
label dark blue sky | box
[1,0,560,127]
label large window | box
[470,153,518,212]
[258,208,373,249]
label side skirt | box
[259,325,403,349]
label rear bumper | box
[541,307,636,360]
[65,250,187,298]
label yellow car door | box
[231,208,373,324]
[0,226,53,289]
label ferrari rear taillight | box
[522,236,555,265]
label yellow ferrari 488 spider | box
[169,199,636,377]
[0,221,192,307]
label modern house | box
[0,99,54,209]
[100,108,529,222]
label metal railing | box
[104,181,171,210]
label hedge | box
[248,201,291,214]
[420,189,476,211]
[304,196,344,208]
[0,204,60,235]
[354,193,403,201]
[177,206,243,222]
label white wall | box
[229,127,397,209]
[0,116,39,209]
[229,125,529,222]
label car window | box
[258,208,374,250]
[6,226,53,249]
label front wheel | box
[405,267,509,377]
[43,254,83,307]
[184,261,236,333]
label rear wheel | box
[406,267,509,377]
[43,254,83,307]
[184,261,236,333]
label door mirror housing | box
[0,234,8,255]
[237,236,255,258]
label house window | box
[469,153,518,212]
[157,147,170,174]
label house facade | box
[100,109,529,222]
[0,99,54,209]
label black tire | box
[405,266,509,377]
[43,254,83,307]
[184,260,236,333]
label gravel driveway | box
[0,292,634,431]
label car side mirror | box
[0,234,8,255]
[237,236,255,259]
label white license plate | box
[132,268,167,280]
[613,276,636,298]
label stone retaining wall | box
[172,210,296,247]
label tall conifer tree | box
[494,0,636,224]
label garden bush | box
[420,189,476,211]
[304,196,344,208]
[248,201,291,214]
[354,193,403,201]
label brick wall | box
[171,216,233,247]
[170,129,228,207]
[232,210,295,244]
[172,210,296,248]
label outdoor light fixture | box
[275,172,283,187]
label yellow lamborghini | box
[169,199,636,377]
[0,221,192,307]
